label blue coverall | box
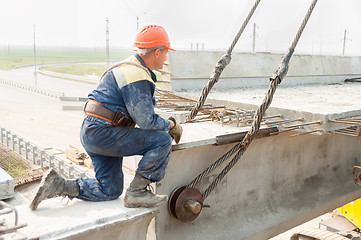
[77,54,172,201]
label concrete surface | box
[180,82,361,116]
[0,68,160,240]
[2,187,158,240]
[155,128,361,240]
[155,51,361,239]
[0,167,14,200]
[1,54,361,240]
[169,51,361,91]
[0,68,95,97]
[178,81,361,134]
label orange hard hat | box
[134,25,175,51]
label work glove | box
[168,117,183,144]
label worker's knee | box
[102,184,123,200]
[107,189,123,200]
[152,131,172,156]
[97,175,124,200]
[157,131,172,148]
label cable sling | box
[187,0,261,121]
[187,0,319,200]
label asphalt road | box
[0,67,95,97]
[0,67,95,151]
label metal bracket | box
[0,201,27,236]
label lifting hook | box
[353,165,361,185]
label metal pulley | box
[168,186,206,222]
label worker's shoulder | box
[112,56,153,85]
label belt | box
[83,100,135,127]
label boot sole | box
[29,168,58,210]
[124,196,167,208]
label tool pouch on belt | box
[84,100,135,127]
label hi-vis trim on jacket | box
[100,55,153,88]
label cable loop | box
[188,0,262,121]
[186,0,319,200]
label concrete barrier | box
[0,78,64,98]
[169,51,361,91]
[38,69,99,84]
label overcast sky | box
[1,0,360,55]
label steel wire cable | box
[186,0,319,199]
[187,0,261,121]
[201,79,279,199]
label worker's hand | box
[168,117,183,144]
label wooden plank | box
[65,145,88,165]
[14,167,47,187]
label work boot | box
[124,173,167,208]
[29,168,80,210]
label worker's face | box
[153,48,168,70]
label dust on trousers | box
[76,115,172,201]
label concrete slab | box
[1,189,158,240]
[0,167,14,200]
[169,51,361,91]
[1,62,361,239]
[176,82,361,133]
[185,83,361,115]
[155,129,361,240]
[150,81,361,239]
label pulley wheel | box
[168,186,186,219]
[168,186,203,222]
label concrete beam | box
[0,168,14,200]
[169,51,361,91]
[3,193,158,240]
[155,131,361,239]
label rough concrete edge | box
[177,93,361,132]
[171,138,217,152]
[0,167,15,200]
[325,109,361,132]
[56,212,158,240]
[29,206,159,240]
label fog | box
[1,0,360,55]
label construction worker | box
[29,25,183,210]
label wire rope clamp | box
[168,186,205,222]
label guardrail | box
[0,78,64,99]
[38,69,98,85]
[0,126,91,179]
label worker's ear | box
[154,48,161,58]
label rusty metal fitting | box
[184,200,202,215]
